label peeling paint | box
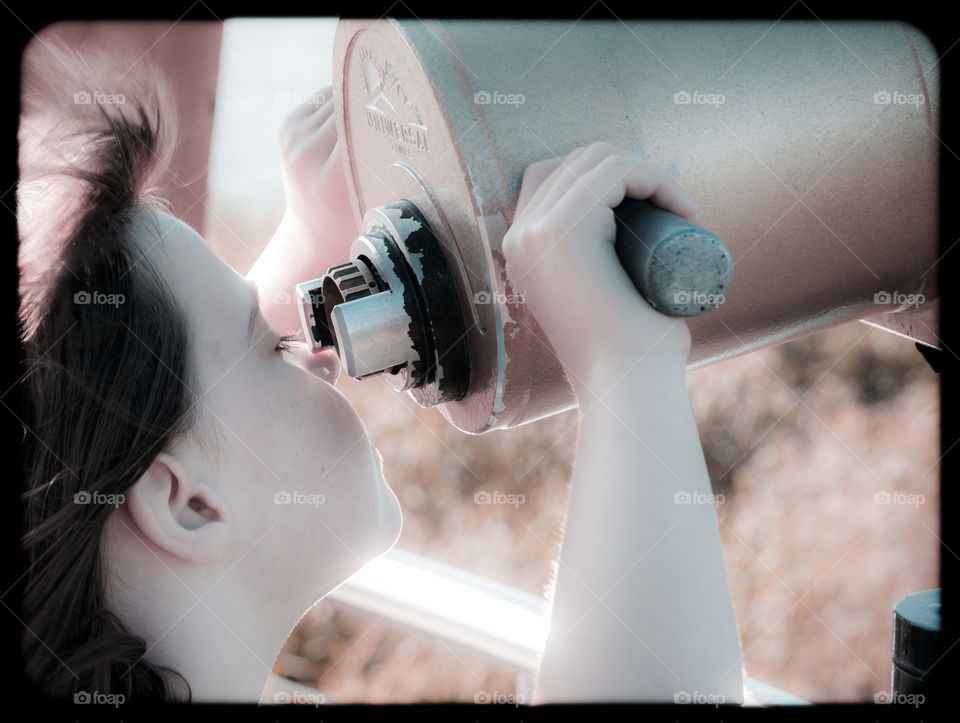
[384,200,470,404]
[382,204,423,239]
[378,240,421,371]
[405,244,425,280]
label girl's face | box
[134,208,402,599]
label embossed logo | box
[359,45,429,155]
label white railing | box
[262,546,809,706]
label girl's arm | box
[246,88,358,335]
[531,345,743,703]
[500,142,743,703]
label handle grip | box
[613,197,732,316]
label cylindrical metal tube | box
[333,19,939,434]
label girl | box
[17,38,742,703]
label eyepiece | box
[295,200,470,405]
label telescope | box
[296,19,939,434]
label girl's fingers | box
[513,155,565,221]
[309,85,333,106]
[309,112,338,158]
[539,144,700,227]
[620,161,699,222]
[520,144,595,219]
[306,96,335,128]
[283,86,334,124]
[283,99,336,156]
[552,154,699,229]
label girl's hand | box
[278,86,357,263]
[502,142,700,391]
[248,89,359,336]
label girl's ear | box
[123,452,231,564]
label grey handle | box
[613,197,732,316]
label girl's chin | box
[364,445,402,553]
[378,482,403,551]
[373,446,391,487]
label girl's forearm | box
[246,210,313,336]
[248,203,359,337]
[531,352,743,704]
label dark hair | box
[17,40,201,701]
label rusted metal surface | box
[333,19,939,434]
